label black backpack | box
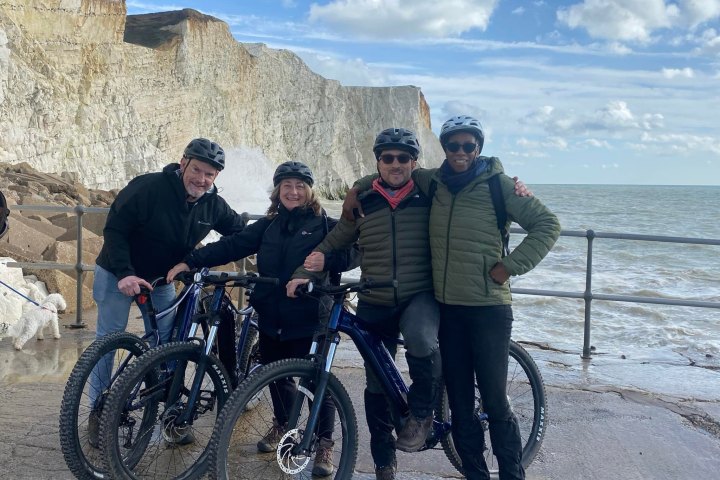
[429,174,510,257]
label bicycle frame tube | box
[335,307,410,413]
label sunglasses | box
[445,142,478,154]
[378,153,414,164]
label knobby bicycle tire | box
[99,341,232,480]
[209,358,358,480]
[439,339,547,474]
[59,331,149,480]
[237,319,260,381]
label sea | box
[216,149,720,368]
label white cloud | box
[581,138,612,148]
[662,67,695,78]
[678,0,720,28]
[557,0,679,42]
[512,7,525,15]
[517,136,569,150]
[309,0,499,38]
[519,101,664,135]
[640,132,720,154]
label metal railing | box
[5,205,719,358]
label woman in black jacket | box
[167,161,357,477]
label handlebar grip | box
[251,276,279,286]
[173,271,197,284]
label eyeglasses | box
[445,142,478,154]
[378,153,414,164]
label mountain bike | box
[208,279,546,479]
[59,268,266,480]
[97,271,277,480]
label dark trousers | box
[357,291,441,468]
[258,333,336,440]
[439,304,525,480]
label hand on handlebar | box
[117,275,154,297]
[167,262,190,283]
[286,278,310,298]
[341,187,363,220]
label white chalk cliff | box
[0,1,443,196]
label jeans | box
[89,265,176,407]
[357,290,441,467]
[439,303,525,480]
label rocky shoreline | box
[0,161,115,315]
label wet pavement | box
[0,308,718,479]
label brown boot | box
[311,437,334,476]
[395,414,433,452]
[256,418,286,453]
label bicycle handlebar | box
[174,270,279,287]
[296,279,398,297]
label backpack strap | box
[488,174,510,257]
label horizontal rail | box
[4,204,719,352]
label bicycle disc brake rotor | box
[276,428,310,474]
[161,406,191,443]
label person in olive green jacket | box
[343,115,560,480]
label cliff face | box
[0,1,443,194]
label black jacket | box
[185,205,359,340]
[96,164,246,282]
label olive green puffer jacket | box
[412,157,560,306]
[295,186,433,307]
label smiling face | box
[278,178,309,210]
[443,131,481,173]
[180,157,220,201]
[376,148,416,188]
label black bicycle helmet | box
[439,115,484,153]
[0,190,8,240]
[372,128,421,158]
[273,161,314,187]
[183,138,225,171]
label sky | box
[126,1,720,185]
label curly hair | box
[266,181,323,217]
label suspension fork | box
[288,331,340,454]
[170,288,224,425]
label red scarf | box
[372,178,415,210]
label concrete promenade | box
[0,308,718,479]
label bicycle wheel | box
[439,339,546,474]
[99,341,232,480]
[237,316,260,381]
[210,358,358,480]
[59,331,150,480]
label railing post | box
[582,229,595,359]
[68,204,87,328]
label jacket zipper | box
[391,209,398,306]
[442,195,456,303]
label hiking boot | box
[87,409,100,449]
[375,459,397,480]
[311,437,334,477]
[395,414,433,452]
[257,418,286,453]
